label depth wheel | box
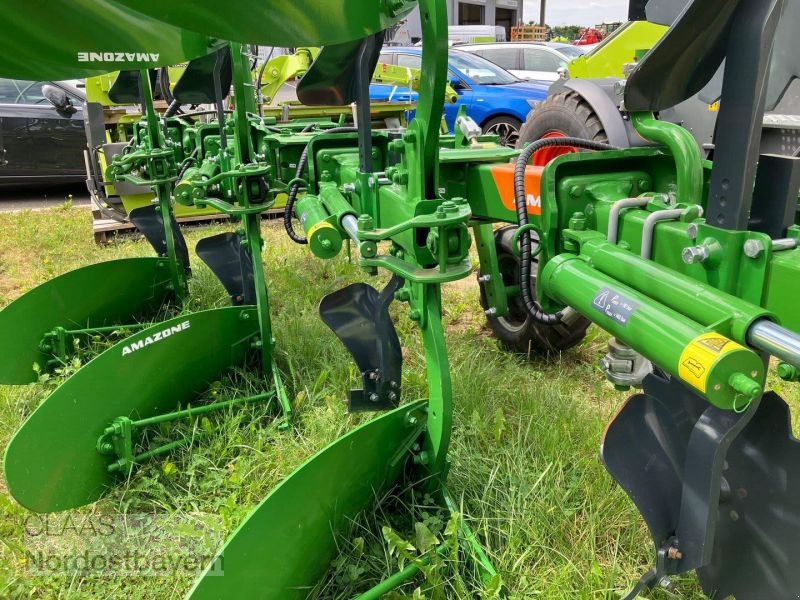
[479,225,590,355]
[517,90,608,164]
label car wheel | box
[516,91,608,163]
[482,115,522,147]
[478,226,590,355]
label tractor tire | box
[478,225,590,355]
[516,90,608,163]
[482,115,523,148]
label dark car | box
[377,47,549,146]
[0,79,85,186]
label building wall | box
[402,0,524,42]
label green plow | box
[5,0,800,598]
[0,9,222,384]
[3,15,289,512]
[157,0,503,596]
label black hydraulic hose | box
[514,137,617,325]
[284,126,358,244]
[178,148,199,179]
[164,99,181,118]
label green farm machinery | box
[2,0,800,598]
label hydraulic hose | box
[284,127,358,244]
[514,137,617,324]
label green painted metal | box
[0,258,172,384]
[540,253,764,410]
[108,0,416,47]
[629,112,704,204]
[574,236,773,343]
[2,1,220,80]
[4,307,260,513]
[170,43,292,422]
[140,69,189,302]
[472,223,509,317]
[98,392,274,474]
[188,400,429,599]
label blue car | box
[376,47,549,146]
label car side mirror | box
[42,84,77,115]
[449,77,465,92]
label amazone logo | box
[78,52,160,63]
[121,321,190,357]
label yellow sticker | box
[307,221,334,239]
[678,333,743,393]
[708,101,720,112]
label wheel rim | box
[532,130,576,166]
[486,121,520,147]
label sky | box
[523,0,629,26]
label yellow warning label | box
[678,333,742,393]
[308,221,335,239]
[708,101,720,112]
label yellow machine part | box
[567,21,668,80]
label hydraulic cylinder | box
[294,194,343,259]
[541,254,764,410]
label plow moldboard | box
[0,257,173,384]
[107,0,414,48]
[188,400,428,600]
[4,307,260,513]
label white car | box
[459,42,588,83]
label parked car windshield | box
[448,51,519,85]
[554,45,586,59]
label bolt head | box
[744,239,765,258]
[682,245,709,265]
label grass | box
[0,205,797,599]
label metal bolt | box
[682,245,710,265]
[659,577,673,589]
[485,307,498,316]
[369,393,380,403]
[667,547,683,560]
[477,274,492,283]
[387,392,397,403]
[744,239,765,259]
[686,223,699,240]
[390,380,399,389]
[413,451,430,465]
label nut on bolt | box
[667,547,683,560]
[682,244,710,264]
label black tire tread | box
[479,225,590,355]
[516,91,608,149]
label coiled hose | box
[284,126,358,244]
[514,137,617,324]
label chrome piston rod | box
[747,319,800,368]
